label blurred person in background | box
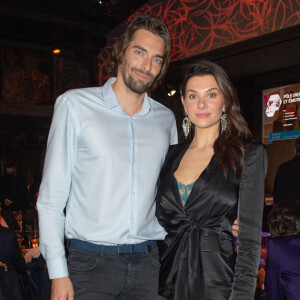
[0,222,29,299]
[265,199,300,300]
[273,137,300,204]
[0,160,29,212]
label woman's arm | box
[230,143,268,300]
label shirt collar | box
[103,77,152,116]
[102,77,120,109]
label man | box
[273,137,300,204]
[0,161,29,212]
[37,15,177,299]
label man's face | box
[118,29,165,94]
[5,167,16,174]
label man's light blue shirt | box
[37,78,178,279]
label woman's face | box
[182,74,225,131]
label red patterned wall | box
[98,0,300,85]
[53,56,90,99]
[0,49,91,105]
[1,49,51,104]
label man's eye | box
[136,50,143,56]
[153,58,162,64]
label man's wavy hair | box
[107,15,171,88]
[180,61,253,179]
[268,200,300,238]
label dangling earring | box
[182,112,191,139]
[220,112,227,134]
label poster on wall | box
[263,83,300,144]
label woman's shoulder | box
[161,142,190,172]
[167,142,190,157]
[269,236,300,258]
[244,142,266,160]
[243,142,268,173]
[270,235,300,246]
[245,141,265,152]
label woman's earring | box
[220,112,227,134]
[182,112,191,139]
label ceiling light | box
[53,49,61,54]
[168,90,176,96]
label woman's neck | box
[190,126,219,150]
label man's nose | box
[141,57,151,72]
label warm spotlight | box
[53,49,61,54]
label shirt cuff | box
[46,257,69,279]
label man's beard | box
[122,67,156,94]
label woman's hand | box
[232,218,239,238]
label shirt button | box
[133,192,135,195]
[132,217,135,221]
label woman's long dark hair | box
[180,61,253,178]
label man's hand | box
[51,277,74,300]
[232,218,239,238]
[3,199,12,206]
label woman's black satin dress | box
[156,142,267,300]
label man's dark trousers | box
[68,240,160,299]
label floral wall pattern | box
[1,49,51,105]
[0,49,91,105]
[53,56,90,99]
[98,0,300,85]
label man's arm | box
[37,94,78,282]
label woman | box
[265,200,300,300]
[156,61,267,300]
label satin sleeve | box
[230,143,267,299]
